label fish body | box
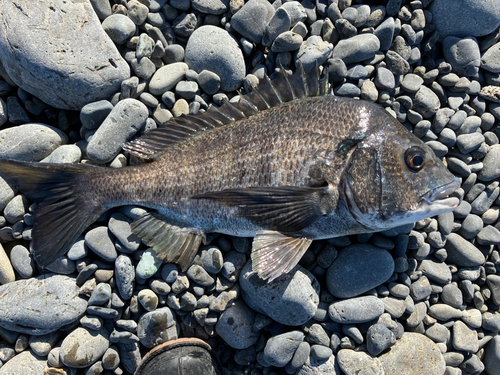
[0,65,459,282]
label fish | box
[0,63,460,282]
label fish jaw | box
[419,177,460,216]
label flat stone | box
[60,327,110,368]
[331,33,381,64]
[0,124,68,161]
[296,354,339,375]
[149,62,189,96]
[430,0,500,40]
[216,299,258,349]
[0,0,130,110]
[137,307,178,348]
[444,233,486,267]
[326,244,394,298]
[0,274,87,335]
[452,320,478,352]
[86,98,148,163]
[379,333,445,375]
[329,296,384,324]
[231,0,275,44]
[0,351,47,375]
[85,226,118,262]
[337,349,384,375]
[240,260,319,326]
[108,213,141,253]
[185,26,245,91]
[262,331,304,367]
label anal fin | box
[251,230,312,282]
[131,213,205,271]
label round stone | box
[101,14,136,44]
[326,244,394,298]
[331,33,381,64]
[262,331,304,367]
[137,307,178,348]
[216,299,258,349]
[444,233,486,267]
[60,327,110,368]
[230,0,275,44]
[379,333,446,375]
[9,244,34,279]
[328,296,385,324]
[185,26,245,92]
[85,226,118,262]
[240,260,319,326]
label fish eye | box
[405,147,425,171]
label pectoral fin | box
[130,213,205,271]
[251,230,312,282]
[192,186,332,233]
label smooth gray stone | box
[40,144,82,164]
[9,244,34,279]
[425,322,449,343]
[0,176,16,212]
[444,233,486,267]
[0,351,47,375]
[413,86,440,119]
[478,144,500,182]
[481,41,500,73]
[367,324,396,356]
[102,14,136,44]
[216,299,258,349]
[263,330,303,367]
[379,333,445,375]
[443,36,481,76]
[192,0,229,14]
[85,226,118,262]
[487,275,500,305]
[108,213,141,253]
[185,26,245,92]
[240,260,319,326]
[231,0,275,44]
[115,254,135,301]
[264,7,292,46]
[452,321,478,352]
[326,244,394,298]
[428,304,464,321]
[88,283,112,306]
[118,342,141,374]
[137,307,178,348]
[0,1,130,110]
[127,0,149,25]
[329,296,384,324]
[86,98,148,163]
[430,0,500,40]
[3,194,27,224]
[477,225,500,245]
[337,349,384,375]
[374,17,395,51]
[0,274,87,335]
[29,331,61,357]
[296,354,339,375]
[199,246,223,274]
[484,335,500,375]
[331,33,380,64]
[0,123,67,161]
[441,284,464,309]
[60,327,110,368]
[44,255,76,275]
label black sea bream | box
[0,64,459,282]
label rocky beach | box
[0,0,500,374]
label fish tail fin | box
[0,159,107,269]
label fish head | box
[343,109,460,231]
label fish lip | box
[421,178,461,208]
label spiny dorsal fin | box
[123,61,329,160]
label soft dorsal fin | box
[123,62,328,160]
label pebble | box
[379,333,446,375]
[60,327,110,368]
[374,17,395,51]
[0,350,46,375]
[428,304,464,321]
[9,244,34,279]
[185,26,245,91]
[86,99,148,163]
[41,144,82,164]
[231,0,275,44]
[337,349,384,375]
[452,320,479,352]
[136,248,163,279]
[127,0,149,25]
[481,42,500,73]
[0,242,15,285]
[115,255,135,301]
[137,307,178,348]
[331,33,381,64]
[443,36,481,77]
[29,331,61,357]
[478,145,500,182]
[88,282,112,306]
[367,323,396,356]
[216,299,258,349]
[484,335,500,375]
[108,213,141,253]
[413,85,441,118]
[85,226,118,262]
[486,275,500,306]
[262,330,303,367]
[0,124,68,161]
[329,296,385,324]
[149,62,189,95]
[240,260,319,326]
[197,70,221,95]
[0,274,87,335]
[102,14,136,44]
[199,246,224,274]
[444,233,486,267]
[326,244,394,298]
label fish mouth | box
[421,178,460,210]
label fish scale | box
[0,64,459,282]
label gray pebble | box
[187,264,214,286]
[185,26,245,91]
[444,233,486,267]
[176,81,198,100]
[108,213,141,253]
[428,303,464,321]
[482,42,500,73]
[334,83,361,97]
[127,0,149,25]
[291,341,310,369]
[328,296,384,324]
[452,320,479,352]
[441,283,464,309]
[41,144,82,164]
[80,100,113,130]
[401,73,424,93]
[131,57,156,80]
[197,70,221,95]
[443,36,480,76]
[459,214,483,239]
[331,33,380,64]
[477,225,500,245]
[295,35,333,71]
[0,350,47,374]
[310,344,332,361]
[216,299,258,349]
[199,246,223,274]
[374,17,395,51]
[271,31,303,53]
[102,14,136,44]
[324,58,348,83]
[86,99,148,163]
[264,7,293,46]
[263,330,303,367]
[85,226,117,262]
[67,239,88,261]
[326,244,394,298]
[4,194,27,224]
[487,275,500,305]
[29,331,61,357]
[192,0,229,14]
[484,336,500,375]
[137,306,178,348]
[163,44,185,65]
[9,244,34,278]
[115,255,135,300]
[375,67,395,91]
[337,349,384,375]
[60,327,110,368]
[425,322,450,343]
[88,283,112,306]
[0,124,68,162]
[240,260,319,326]
[478,145,500,182]
[366,324,396,356]
[413,85,440,118]
[231,0,275,44]
[456,132,485,154]
[161,263,178,283]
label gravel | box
[0,1,500,374]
